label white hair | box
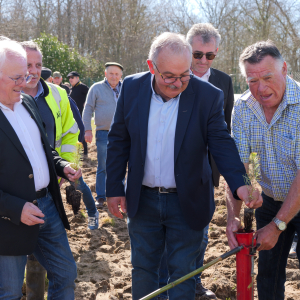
[148,32,192,64]
[0,40,27,73]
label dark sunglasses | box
[193,51,216,60]
[69,76,75,79]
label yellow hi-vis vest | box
[45,83,79,162]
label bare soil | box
[61,143,300,300]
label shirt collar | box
[284,76,300,105]
[105,78,121,90]
[199,68,211,82]
[33,81,44,99]
[150,74,181,102]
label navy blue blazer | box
[106,72,245,231]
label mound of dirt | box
[62,144,299,300]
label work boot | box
[26,255,47,300]
[195,282,217,299]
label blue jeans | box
[76,176,97,216]
[128,187,204,300]
[255,192,300,300]
[195,224,209,283]
[0,192,77,300]
[96,130,108,200]
[158,225,209,298]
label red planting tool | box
[235,229,257,300]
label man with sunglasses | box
[169,23,234,299]
[68,71,89,155]
[105,32,262,300]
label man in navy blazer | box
[0,40,81,299]
[106,32,262,300]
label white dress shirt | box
[0,97,50,191]
[142,75,181,188]
[198,68,211,82]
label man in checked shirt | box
[226,40,300,300]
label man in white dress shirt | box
[105,32,262,300]
[0,40,81,299]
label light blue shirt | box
[142,75,181,188]
[33,81,44,99]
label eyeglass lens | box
[164,76,192,84]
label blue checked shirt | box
[232,76,300,201]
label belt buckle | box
[159,187,168,193]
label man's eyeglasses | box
[193,51,216,60]
[152,62,193,84]
[8,74,33,85]
[69,76,75,79]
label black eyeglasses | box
[8,74,33,85]
[193,51,216,60]
[152,62,193,84]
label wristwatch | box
[273,217,287,231]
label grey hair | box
[186,23,221,48]
[239,40,284,77]
[148,32,192,64]
[0,40,27,72]
[20,40,42,55]
[105,66,123,74]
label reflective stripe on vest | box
[47,83,62,108]
[61,144,76,153]
[61,121,79,137]
[55,138,62,148]
[47,83,79,151]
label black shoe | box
[95,198,105,209]
[195,282,216,299]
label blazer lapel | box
[138,74,152,163]
[208,68,218,86]
[174,82,195,162]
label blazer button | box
[29,174,34,179]
[33,200,37,204]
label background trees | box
[1,0,299,87]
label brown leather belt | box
[142,185,177,193]
[36,188,47,199]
